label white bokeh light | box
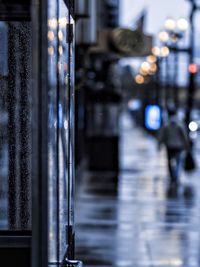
[189,121,198,132]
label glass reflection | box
[48,0,59,263]
[58,1,70,262]
[48,0,74,264]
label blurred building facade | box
[75,0,121,172]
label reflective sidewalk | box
[75,112,200,267]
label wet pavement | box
[75,112,200,267]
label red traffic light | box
[188,63,198,74]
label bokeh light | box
[135,74,145,84]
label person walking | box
[158,109,190,189]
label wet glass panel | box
[58,0,70,262]
[47,0,59,263]
[0,21,31,230]
[48,0,74,264]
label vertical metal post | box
[185,1,196,126]
[67,11,75,260]
[31,0,48,265]
[155,57,161,104]
[165,53,171,107]
[173,48,179,108]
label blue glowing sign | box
[145,105,161,130]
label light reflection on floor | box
[75,111,200,267]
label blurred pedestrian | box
[158,109,189,188]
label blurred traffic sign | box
[145,104,161,131]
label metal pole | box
[165,53,171,107]
[173,48,179,108]
[155,57,161,104]
[185,0,196,126]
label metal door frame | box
[31,0,48,265]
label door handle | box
[64,257,83,267]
